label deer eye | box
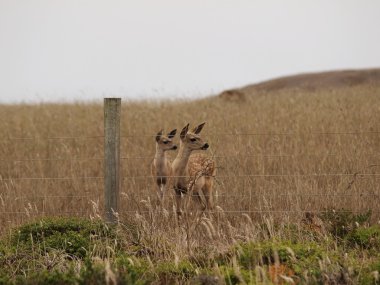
[190,138,196,142]
[163,141,169,144]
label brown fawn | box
[151,129,177,202]
[171,123,216,215]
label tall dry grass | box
[0,85,379,242]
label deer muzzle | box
[201,143,209,150]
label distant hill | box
[219,68,380,100]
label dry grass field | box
[1,70,380,284]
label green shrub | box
[0,273,11,285]
[357,258,380,285]
[15,269,78,285]
[190,274,220,285]
[11,217,115,258]
[346,226,380,249]
[156,260,197,283]
[236,240,324,270]
[320,209,371,239]
[115,255,153,285]
[78,258,107,285]
[218,265,252,285]
[226,240,338,283]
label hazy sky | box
[1,0,380,103]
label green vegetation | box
[320,209,372,239]
[11,217,115,258]
[0,76,380,283]
[0,216,380,284]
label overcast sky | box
[1,0,380,103]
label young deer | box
[151,129,177,202]
[171,123,216,215]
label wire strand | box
[122,173,380,179]
[1,153,379,163]
[0,173,379,181]
[0,176,103,181]
[1,209,378,215]
[121,131,380,137]
[4,136,103,141]
[2,130,380,142]
[0,211,91,215]
[5,195,97,199]
[4,194,378,200]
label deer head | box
[155,129,178,151]
[179,122,209,151]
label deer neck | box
[172,143,192,177]
[154,145,168,174]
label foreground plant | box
[0,213,380,284]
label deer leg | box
[160,183,166,203]
[192,190,206,210]
[193,177,207,210]
[202,178,214,210]
[155,183,163,203]
[175,190,183,216]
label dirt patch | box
[218,89,246,102]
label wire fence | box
[1,128,379,230]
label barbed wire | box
[1,193,379,200]
[1,130,379,142]
[0,157,104,162]
[122,131,380,138]
[120,153,380,159]
[0,153,379,163]
[0,174,374,181]
[3,136,103,141]
[1,130,379,223]
[0,173,379,181]
[133,209,378,214]
[0,211,91,215]
[0,209,377,216]
[122,173,380,179]
[2,195,97,199]
[0,176,103,181]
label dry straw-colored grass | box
[0,82,379,240]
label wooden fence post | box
[104,98,121,224]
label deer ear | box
[156,129,163,142]
[180,124,189,140]
[167,129,177,139]
[192,122,206,134]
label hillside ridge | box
[219,68,380,100]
